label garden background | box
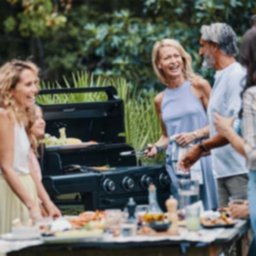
[1,0,255,157]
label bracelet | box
[199,141,208,152]
[155,145,165,153]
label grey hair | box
[200,23,238,56]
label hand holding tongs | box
[120,143,165,158]
[119,150,145,157]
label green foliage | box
[4,0,68,37]
[82,9,175,89]
[4,16,16,32]
[1,0,256,87]
[39,4,91,81]
[80,0,256,89]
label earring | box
[4,93,13,108]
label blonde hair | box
[152,39,196,85]
[0,59,39,122]
[27,105,43,155]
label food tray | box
[201,222,235,229]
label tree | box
[79,0,256,89]
[0,0,70,73]
[0,0,255,87]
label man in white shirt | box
[179,23,248,207]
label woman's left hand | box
[44,201,62,218]
[175,132,197,147]
[213,113,234,138]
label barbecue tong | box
[119,150,145,157]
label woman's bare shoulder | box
[153,92,164,113]
[192,76,211,89]
[154,91,164,104]
[0,108,14,123]
[0,108,8,117]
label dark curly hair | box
[239,27,256,117]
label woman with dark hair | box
[214,26,256,255]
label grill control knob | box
[159,173,170,187]
[122,176,135,191]
[140,175,153,189]
[103,178,116,193]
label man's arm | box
[214,113,246,157]
[200,134,229,152]
[178,134,229,170]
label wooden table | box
[1,220,250,256]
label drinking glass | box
[178,179,199,210]
[185,205,201,231]
[104,209,122,236]
[170,141,192,178]
[135,204,149,225]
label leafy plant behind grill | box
[37,71,164,164]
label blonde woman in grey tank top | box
[145,39,218,210]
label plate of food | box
[40,214,105,243]
[201,211,236,229]
[37,211,105,243]
[141,212,166,223]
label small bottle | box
[127,197,136,221]
[148,183,162,213]
[122,197,137,237]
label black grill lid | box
[38,86,125,143]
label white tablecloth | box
[0,220,246,255]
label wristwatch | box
[155,145,165,153]
[199,141,208,152]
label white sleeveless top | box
[0,123,30,174]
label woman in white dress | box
[0,60,61,234]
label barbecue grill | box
[39,86,171,211]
